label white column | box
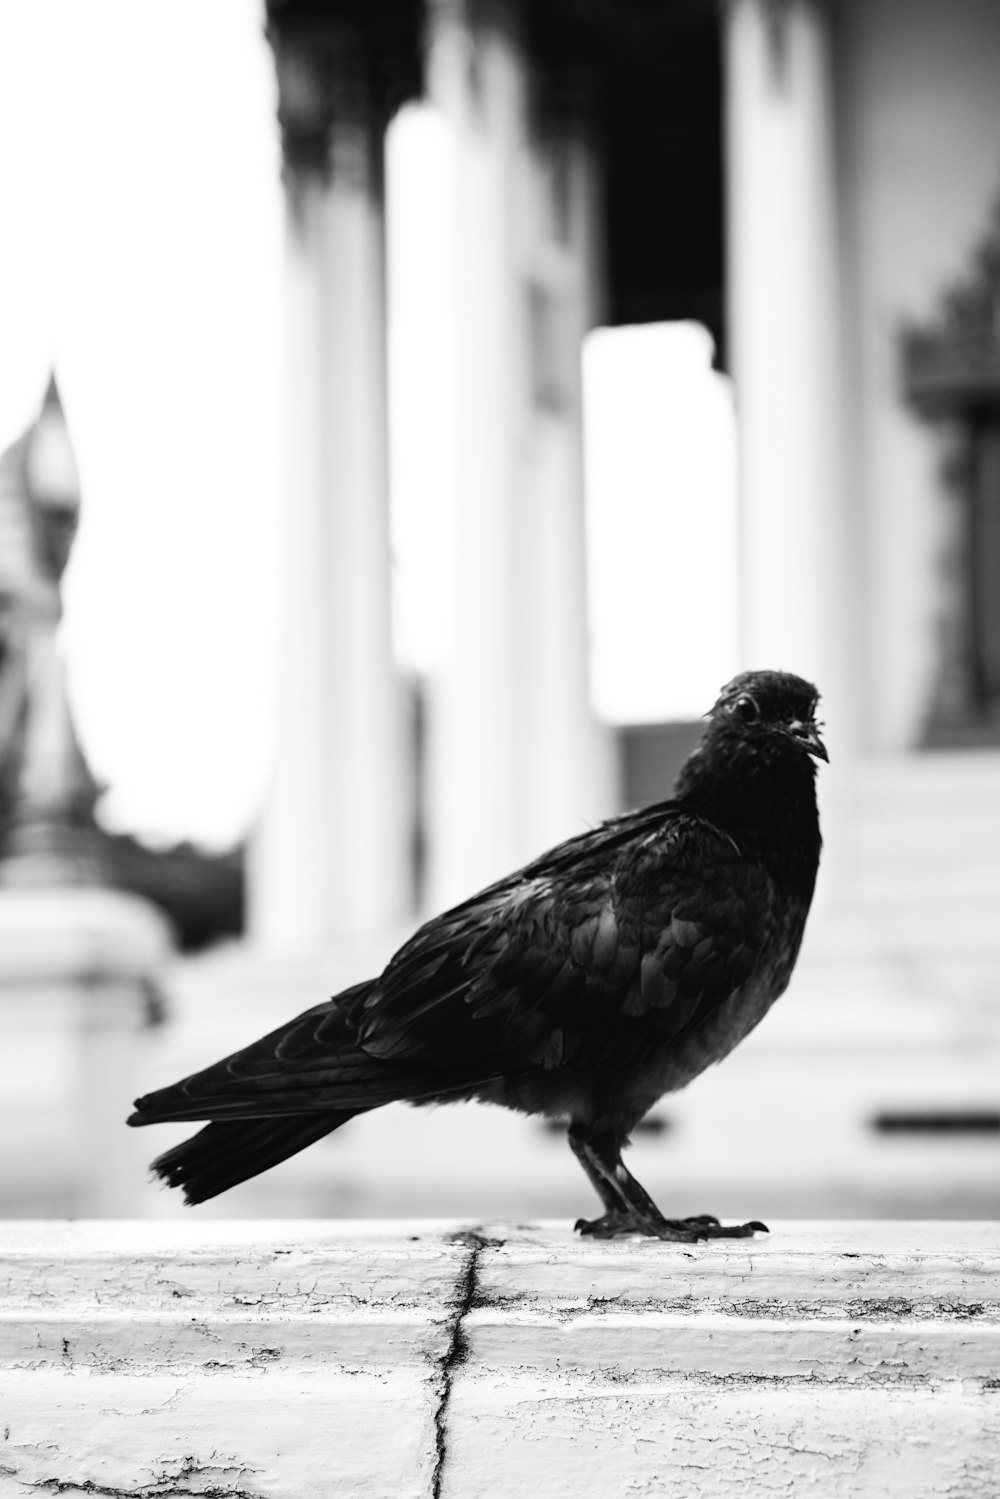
[424,12,523,910]
[250,72,409,950]
[513,136,616,866]
[425,6,614,912]
[725,0,852,748]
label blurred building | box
[250,0,1000,929]
[28,0,1000,1219]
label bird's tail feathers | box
[129,975,491,1204]
[150,1112,355,1205]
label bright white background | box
[0,2,737,849]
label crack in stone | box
[430,1229,495,1499]
[20,1484,260,1499]
[13,1453,262,1498]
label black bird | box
[129,669,826,1241]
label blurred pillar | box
[425,3,615,911]
[251,20,410,949]
[515,137,617,876]
[724,0,852,749]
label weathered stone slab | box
[0,1221,997,1497]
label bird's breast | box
[641,898,809,1100]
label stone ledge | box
[0,1220,998,1497]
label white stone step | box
[2,1221,998,1499]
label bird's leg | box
[569,1124,700,1240]
[568,1123,633,1217]
[569,1125,767,1241]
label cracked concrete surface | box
[0,1220,998,1497]
[430,1231,492,1499]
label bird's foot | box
[683,1214,769,1239]
[574,1211,768,1242]
[575,1211,703,1241]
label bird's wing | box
[130,806,774,1124]
[128,981,438,1121]
[350,806,774,1078]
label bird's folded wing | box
[353,809,773,1077]
[129,982,446,1120]
[131,808,776,1124]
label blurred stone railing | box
[0,1220,997,1496]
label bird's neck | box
[675,734,821,891]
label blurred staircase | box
[652,750,1000,1221]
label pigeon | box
[129,669,825,1241]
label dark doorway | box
[968,419,1000,723]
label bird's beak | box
[788,720,829,762]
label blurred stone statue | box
[0,374,241,943]
[0,375,103,884]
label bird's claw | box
[691,1216,769,1239]
[574,1212,769,1242]
[575,1212,705,1242]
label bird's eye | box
[731,694,759,723]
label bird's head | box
[706,670,828,764]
